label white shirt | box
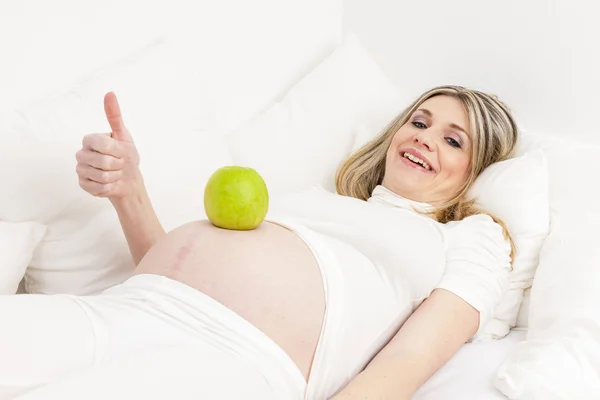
[267,185,512,399]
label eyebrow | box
[416,108,470,137]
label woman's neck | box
[367,185,435,213]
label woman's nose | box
[413,130,435,151]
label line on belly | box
[170,228,204,274]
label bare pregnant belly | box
[134,220,325,380]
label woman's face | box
[382,95,472,205]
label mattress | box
[412,329,527,400]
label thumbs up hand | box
[76,92,142,201]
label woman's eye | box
[412,121,427,129]
[446,137,462,149]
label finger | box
[76,149,124,171]
[76,164,123,184]
[103,92,126,133]
[104,92,133,143]
[82,134,123,158]
[78,178,114,197]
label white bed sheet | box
[412,330,527,400]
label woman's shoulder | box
[436,212,513,340]
[444,213,502,231]
[442,213,511,256]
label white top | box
[266,185,512,399]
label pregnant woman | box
[1,86,516,400]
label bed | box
[2,0,600,399]
[415,331,527,400]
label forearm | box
[331,289,479,400]
[111,174,165,265]
[330,356,420,400]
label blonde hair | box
[336,85,518,259]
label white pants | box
[0,274,307,400]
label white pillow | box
[3,41,232,295]
[194,0,343,135]
[495,132,600,399]
[496,213,600,399]
[225,33,407,194]
[512,129,598,329]
[0,221,46,294]
[515,287,531,329]
[0,136,80,224]
[468,150,550,341]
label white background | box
[2,0,599,139]
[344,0,600,139]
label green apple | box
[204,166,269,230]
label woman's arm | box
[331,288,479,400]
[110,173,166,265]
[76,92,166,265]
[332,214,512,398]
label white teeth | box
[403,152,431,170]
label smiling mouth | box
[401,152,432,171]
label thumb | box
[104,92,133,142]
